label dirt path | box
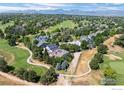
[103,34,121,47]
[75,49,97,75]
[3,34,120,85]
[16,43,95,78]
[0,43,44,85]
[72,70,102,85]
[57,52,81,85]
[71,34,122,85]
[0,75,24,85]
[57,49,97,85]
[67,52,81,75]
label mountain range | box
[2,9,124,16]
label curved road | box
[0,34,119,85]
[17,44,94,78]
[16,44,50,69]
[61,51,95,78]
[19,34,119,78]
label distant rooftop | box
[36,36,48,41]
[46,44,59,51]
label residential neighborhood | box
[0,3,124,87]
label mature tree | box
[104,67,117,79]
[16,68,25,79]
[40,31,46,36]
[0,57,9,72]
[0,57,14,72]
[102,30,109,37]
[81,40,88,50]
[43,49,49,62]
[60,44,80,53]
[8,36,17,46]
[109,29,117,36]
[90,52,104,70]
[15,68,39,83]
[32,46,43,60]
[48,57,64,67]
[22,36,31,47]
[33,39,39,46]
[25,70,39,82]
[94,34,104,46]
[90,59,99,70]
[40,67,58,85]
[114,35,124,48]
[97,44,108,54]
[102,67,117,85]
[0,29,4,39]
[94,53,104,63]
[22,70,29,80]
[62,53,74,62]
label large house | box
[36,36,69,57]
[36,36,48,47]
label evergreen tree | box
[40,67,58,85]
[81,40,88,50]
[97,44,108,54]
[43,49,49,62]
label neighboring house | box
[80,30,104,42]
[36,36,48,47]
[80,35,88,41]
[40,43,48,48]
[68,40,81,46]
[46,44,59,53]
[36,41,45,47]
[80,35,95,49]
[56,60,69,70]
[36,36,48,42]
[80,36,91,42]
[49,49,69,57]
[46,44,68,57]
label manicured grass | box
[47,20,78,32]
[101,52,124,85]
[109,62,124,75]
[0,21,14,31]
[117,74,124,85]
[0,50,14,63]
[0,39,47,75]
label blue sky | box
[0,3,124,12]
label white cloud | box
[0,3,123,12]
[0,5,57,12]
[96,6,120,11]
[39,3,66,7]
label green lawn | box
[101,52,124,85]
[0,39,47,75]
[0,21,14,32]
[47,20,78,32]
